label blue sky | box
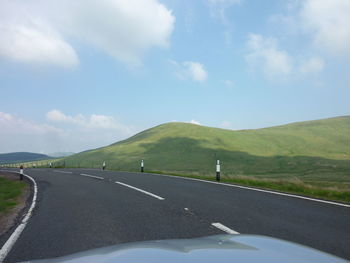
[0,0,350,153]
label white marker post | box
[103,161,106,170]
[216,160,221,181]
[20,165,24,180]
[141,160,144,172]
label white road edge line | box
[0,170,38,262]
[115,181,164,200]
[80,173,104,180]
[53,170,72,174]
[147,173,350,208]
[212,223,239,234]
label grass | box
[60,116,350,202]
[64,116,350,175]
[147,171,350,203]
[0,177,26,214]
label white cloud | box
[245,33,325,79]
[271,0,350,58]
[299,56,325,74]
[220,121,233,129]
[300,0,350,57]
[268,14,299,36]
[0,112,63,153]
[207,0,241,45]
[46,110,133,133]
[208,0,241,23]
[50,0,175,67]
[170,60,208,82]
[88,115,118,129]
[0,111,136,154]
[46,109,78,123]
[0,0,175,67]
[286,0,301,11]
[0,112,61,135]
[0,4,78,68]
[170,119,201,125]
[208,0,241,4]
[222,79,234,88]
[183,61,208,82]
[189,120,201,125]
[245,34,293,78]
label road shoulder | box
[0,172,31,245]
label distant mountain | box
[64,116,350,181]
[48,152,75,158]
[0,152,52,164]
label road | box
[1,168,350,262]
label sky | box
[0,0,350,154]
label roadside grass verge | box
[148,171,350,204]
[0,177,26,214]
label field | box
[64,116,350,183]
[12,116,350,202]
[0,176,26,214]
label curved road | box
[1,168,350,262]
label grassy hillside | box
[64,116,350,186]
[47,152,75,158]
[0,152,52,164]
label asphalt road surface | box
[1,168,349,262]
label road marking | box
[0,170,38,262]
[212,223,239,234]
[115,181,164,200]
[54,170,72,174]
[80,173,104,180]
[148,173,350,208]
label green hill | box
[0,152,52,164]
[64,116,350,184]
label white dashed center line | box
[212,222,239,234]
[80,173,104,180]
[115,181,164,200]
[54,170,72,174]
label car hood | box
[25,234,348,263]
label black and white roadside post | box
[20,165,24,180]
[102,161,106,170]
[141,160,144,172]
[49,162,52,168]
[216,160,221,181]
